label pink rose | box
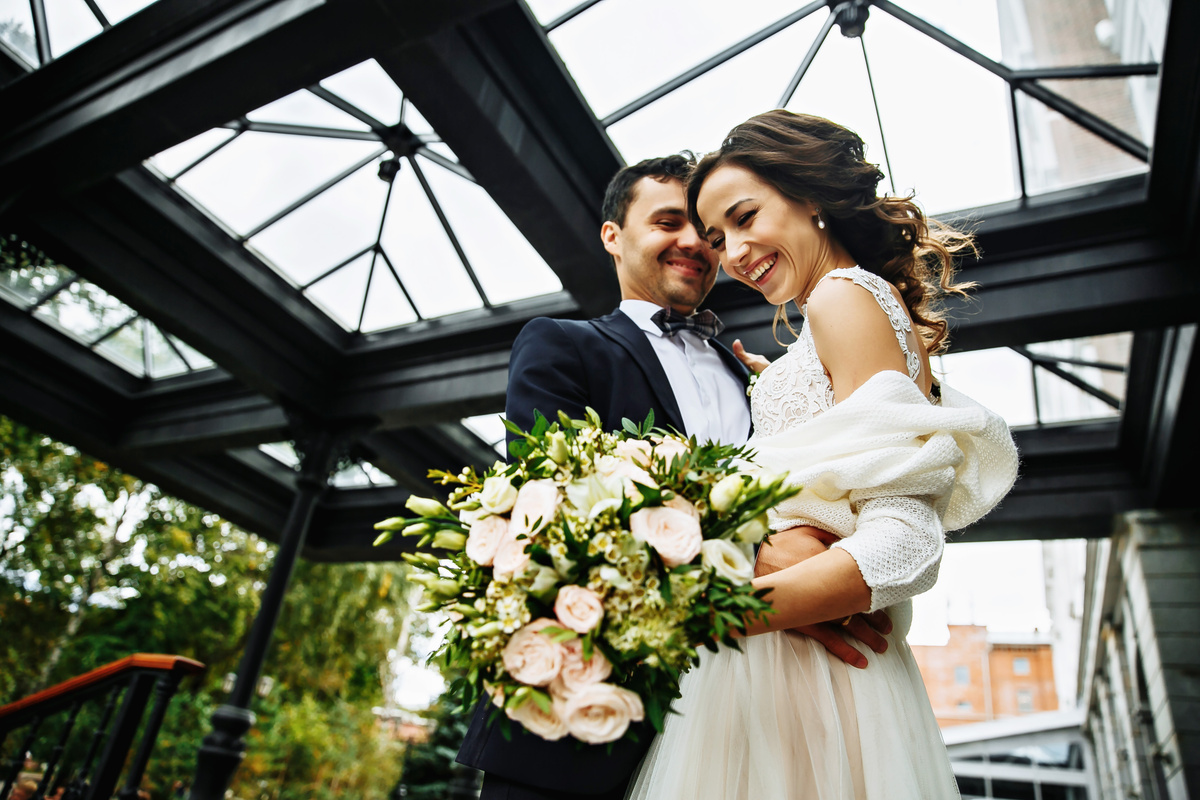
[613,439,653,467]
[653,437,690,466]
[554,585,604,634]
[466,515,508,566]
[502,618,564,686]
[596,456,657,498]
[629,506,702,567]
[506,693,568,741]
[664,495,700,521]
[552,639,612,694]
[511,479,561,535]
[493,529,532,579]
[561,683,645,744]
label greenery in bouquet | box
[373,410,800,746]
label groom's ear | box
[600,220,621,260]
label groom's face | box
[602,176,717,314]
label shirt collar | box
[619,299,671,337]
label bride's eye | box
[737,210,756,226]
[709,235,725,250]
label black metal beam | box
[376,3,623,316]
[119,388,289,456]
[1147,0,1200,247]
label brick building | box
[912,625,1058,728]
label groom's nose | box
[674,222,705,254]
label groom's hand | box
[732,339,771,374]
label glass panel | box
[462,413,507,456]
[248,158,390,287]
[1027,332,1131,405]
[419,157,562,305]
[888,0,1004,63]
[147,128,235,179]
[421,142,457,162]
[44,0,103,57]
[934,347,1038,428]
[319,59,402,126]
[146,322,189,378]
[1033,364,1121,424]
[34,279,136,343]
[247,89,372,131]
[994,0,1167,67]
[1016,89,1147,197]
[361,461,396,486]
[607,13,827,164]
[0,239,74,308]
[259,441,300,469]
[93,317,145,376]
[523,0,582,25]
[1041,76,1157,146]
[168,334,214,370]
[360,257,419,333]
[860,11,1019,213]
[549,0,811,120]
[93,0,159,23]
[0,0,39,64]
[402,101,435,137]
[331,462,372,488]
[379,163,482,318]
[173,131,382,236]
[304,251,372,330]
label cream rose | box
[552,638,612,694]
[613,439,653,467]
[664,495,700,521]
[506,692,568,740]
[480,476,518,515]
[629,506,702,567]
[511,479,561,535]
[502,618,564,686]
[554,585,604,634]
[700,539,754,585]
[653,437,690,466]
[493,530,532,579]
[561,683,645,744]
[709,474,746,512]
[595,455,657,498]
[465,514,508,566]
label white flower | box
[524,562,560,597]
[561,683,645,744]
[595,456,657,498]
[709,474,746,512]
[613,439,653,467]
[480,476,518,515]
[629,506,702,567]
[405,495,449,517]
[598,565,631,590]
[588,497,623,520]
[506,692,568,740]
[554,585,604,633]
[546,430,570,465]
[552,638,612,694]
[566,475,622,516]
[512,479,561,535]
[734,513,770,545]
[466,515,509,566]
[701,539,754,585]
[502,618,564,686]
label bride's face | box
[694,164,823,307]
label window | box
[1017,690,1034,712]
[955,666,970,685]
[1013,656,1031,676]
[956,701,972,711]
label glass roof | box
[146,59,563,334]
[0,0,159,67]
[1,234,215,379]
[258,441,397,488]
[462,413,508,457]
[530,0,1164,214]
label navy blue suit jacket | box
[456,308,750,795]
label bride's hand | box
[732,339,771,374]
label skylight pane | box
[0,250,74,308]
[44,0,103,58]
[935,348,1037,428]
[361,258,419,333]
[94,317,145,376]
[379,165,482,318]
[606,15,826,164]
[248,158,390,287]
[860,11,1019,213]
[319,59,402,126]
[0,0,39,64]
[990,0,1166,67]
[419,157,562,305]
[331,462,372,488]
[548,0,809,120]
[147,129,236,179]
[1027,332,1131,421]
[34,279,135,343]
[247,89,372,131]
[522,0,580,25]
[146,322,189,378]
[361,461,396,486]
[93,0,159,23]
[1041,76,1157,147]
[305,251,372,330]
[173,131,381,236]
[260,441,300,469]
[169,335,214,370]
[462,413,507,456]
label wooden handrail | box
[0,654,205,720]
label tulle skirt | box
[625,601,959,800]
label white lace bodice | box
[751,267,924,437]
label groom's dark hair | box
[601,152,697,228]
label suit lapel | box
[591,310,686,433]
[710,337,754,440]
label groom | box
[457,154,883,800]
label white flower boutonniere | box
[746,371,760,398]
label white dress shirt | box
[619,299,751,447]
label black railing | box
[0,654,204,800]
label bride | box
[626,110,1019,800]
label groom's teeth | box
[746,256,776,281]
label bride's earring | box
[815,212,826,230]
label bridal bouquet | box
[374,410,799,745]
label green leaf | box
[530,689,552,714]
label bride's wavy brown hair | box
[686,110,976,354]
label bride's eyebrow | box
[703,198,755,238]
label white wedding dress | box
[626,267,1019,800]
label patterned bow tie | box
[650,307,725,340]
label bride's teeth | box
[745,256,775,281]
